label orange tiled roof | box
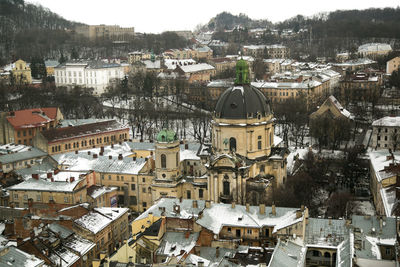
[6,107,58,129]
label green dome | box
[156,129,177,143]
[234,59,250,85]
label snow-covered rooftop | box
[164,59,196,70]
[74,207,128,234]
[135,198,206,221]
[358,43,392,53]
[251,80,322,90]
[196,203,304,235]
[372,116,400,127]
[156,231,199,262]
[178,63,215,73]
[7,171,87,192]
[52,152,147,175]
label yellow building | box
[310,95,354,122]
[196,202,308,248]
[74,207,129,258]
[44,60,59,76]
[12,59,32,84]
[151,131,208,202]
[0,107,63,145]
[33,120,129,155]
[204,59,288,205]
[7,171,95,208]
[386,56,400,75]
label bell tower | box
[155,129,180,181]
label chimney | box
[205,200,211,208]
[259,204,265,215]
[111,143,114,148]
[296,210,302,219]
[179,197,183,203]
[173,204,181,214]
[75,150,78,154]
[70,177,75,182]
[118,154,123,160]
[271,204,276,216]
[246,203,250,212]
[47,172,52,178]
[93,153,98,159]
[54,169,60,174]
[216,247,220,258]
[185,143,189,149]
[32,174,39,180]
[301,205,305,211]
[100,146,104,153]
[192,200,198,208]
[133,156,136,161]
[231,202,236,209]
[51,177,54,182]
[109,155,112,160]
[87,151,91,155]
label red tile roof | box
[6,107,58,129]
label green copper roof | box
[234,59,250,85]
[156,129,177,143]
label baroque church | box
[151,59,288,206]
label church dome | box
[214,59,271,120]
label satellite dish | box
[83,255,87,261]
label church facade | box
[151,59,288,206]
[201,59,288,205]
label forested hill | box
[205,12,273,31]
[277,8,400,39]
[0,0,82,65]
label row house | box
[252,80,324,104]
[0,147,48,175]
[75,25,134,41]
[7,170,96,208]
[0,107,63,145]
[73,207,129,258]
[358,43,392,59]
[270,215,397,266]
[33,120,129,155]
[196,202,308,248]
[52,150,154,213]
[386,56,400,75]
[371,116,400,150]
[174,63,216,83]
[17,222,96,267]
[369,150,400,220]
[54,60,125,95]
[242,45,289,59]
[209,57,236,75]
[339,72,382,104]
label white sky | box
[30,0,399,33]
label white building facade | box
[54,61,125,95]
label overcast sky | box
[30,0,399,33]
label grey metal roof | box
[352,215,397,260]
[0,246,44,267]
[215,84,271,119]
[0,147,47,164]
[269,239,306,267]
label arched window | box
[229,137,236,152]
[161,154,166,168]
[223,180,230,196]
